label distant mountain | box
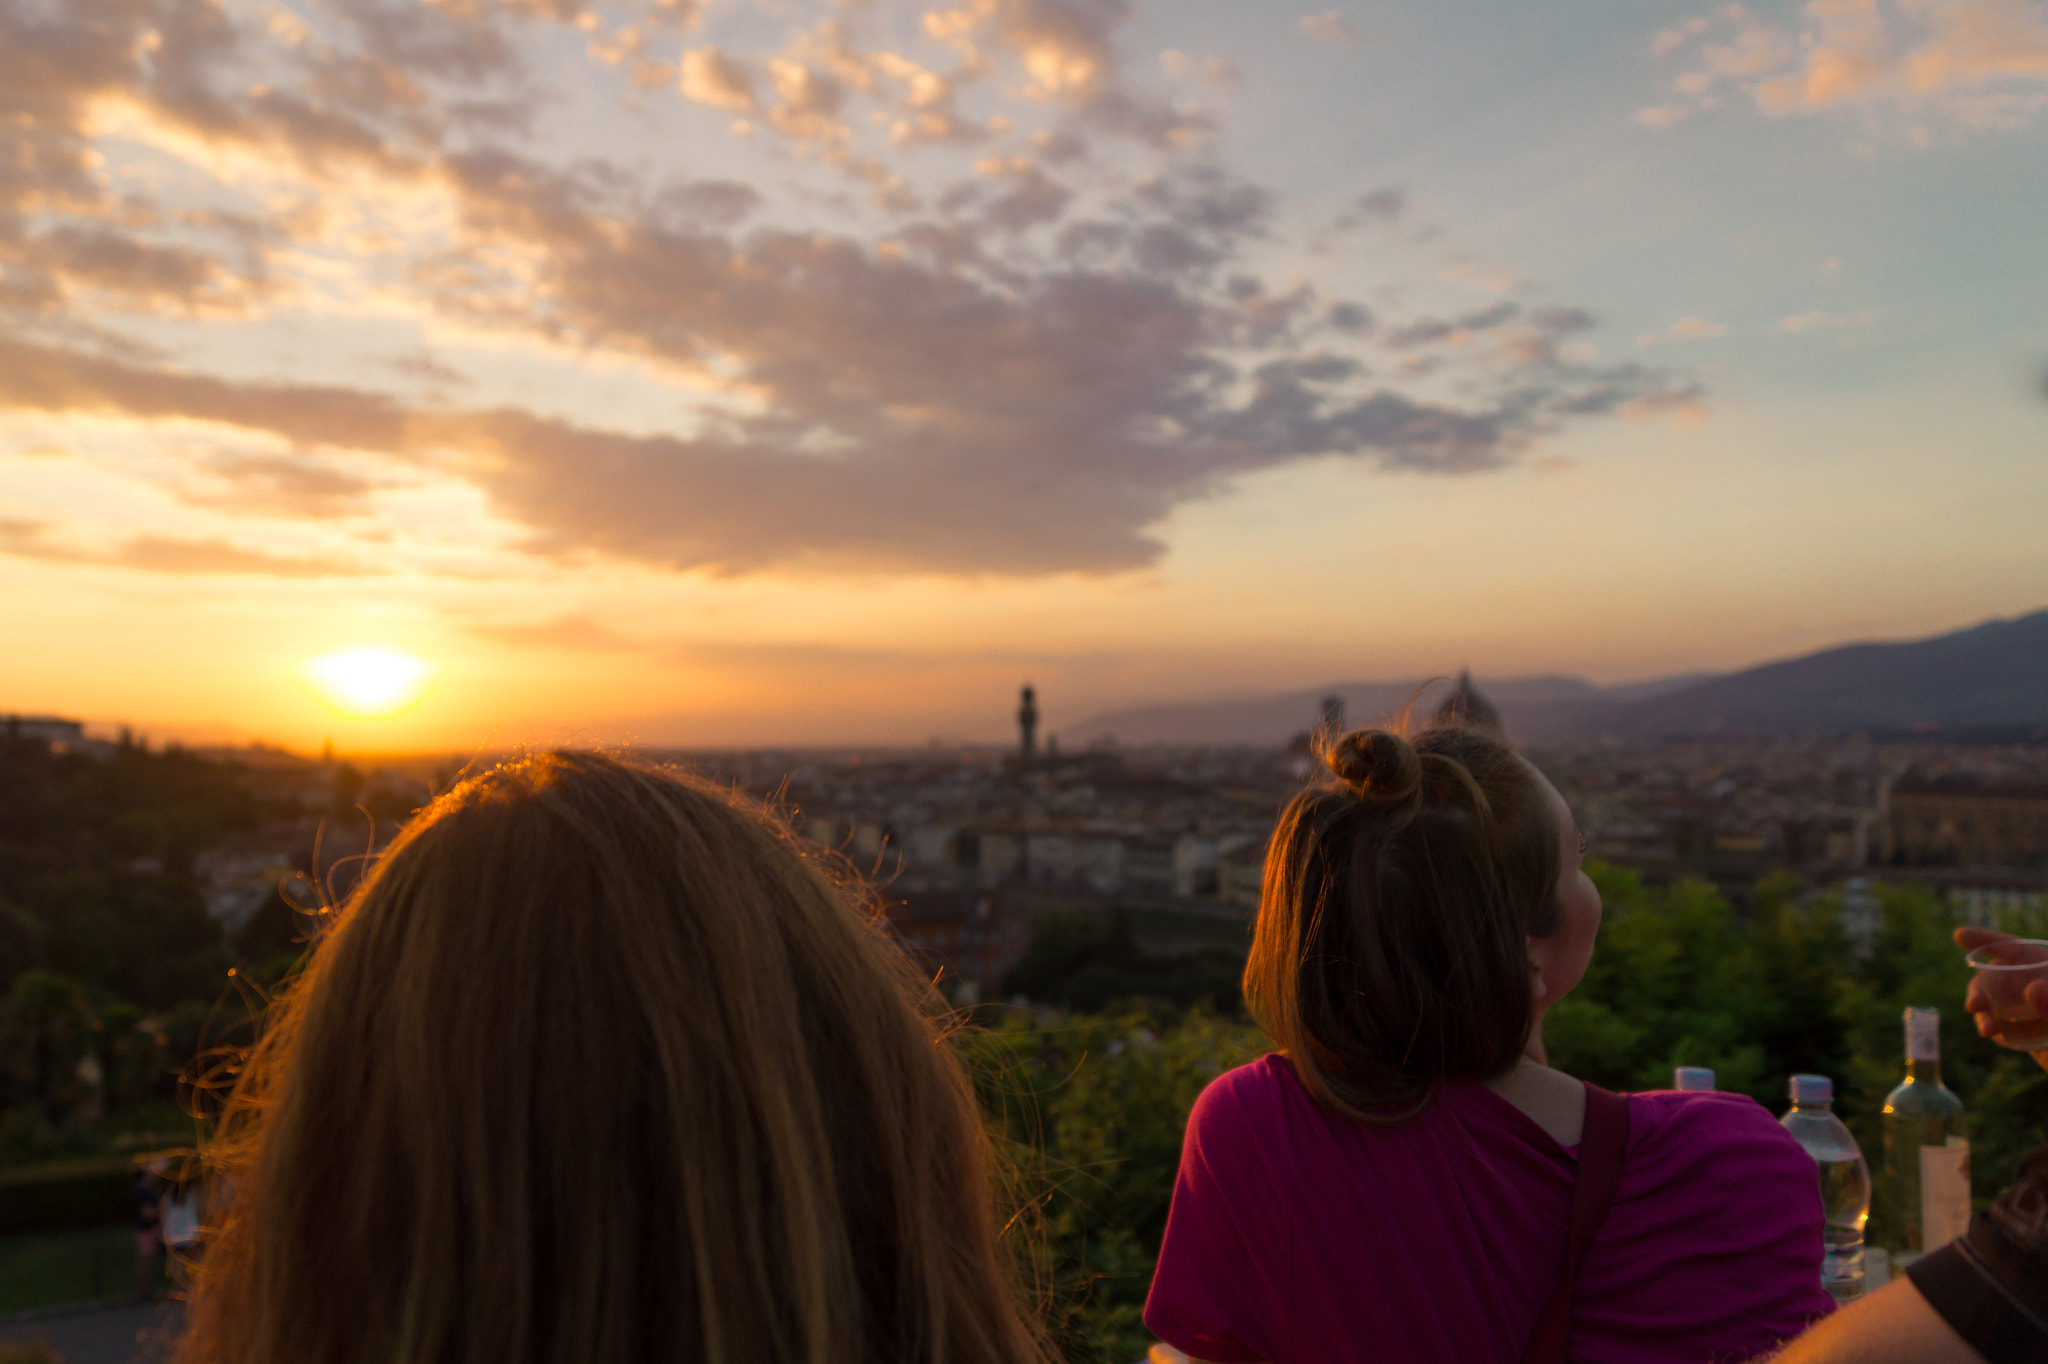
[1065,610,2048,745]
[1587,609,2048,739]
[1067,674,1674,747]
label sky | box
[2,0,2045,751]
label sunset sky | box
[3,0,2045,750]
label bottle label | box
[1920,1140,1971,1250]
[1906,1010,1941,1061]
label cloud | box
[465,616,644,652]
[0,0,1707,580]
[1632,103,1691,128]
[382,352,475,389]
[1635,316,1730,345]
[1159,50,1241,87]
[1385,302,1521,350]
[1300,10,1369,47]
[1648,0,2048,134]
[0,517,375,577]
[1778,307,1878,331]
[679,46,760,112]
[1443,260,1519,293]
[0,247,1698,576]
[180,453,384,520]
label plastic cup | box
[1965,937,2048,1050]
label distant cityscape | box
[11,674,2048,1007]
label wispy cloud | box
[465,615,645,653]
[1636,316,1731,345]
[0,518,376,578]
[1300,11,1370,48]
[1642,0,2048,136]
[1778,307,1878,331]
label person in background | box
[132,1159,163,1300]
[1770,927,2048,1364]
[1143,726,1833,1364]
[160,1158,202,1291]
[175,750,1049,1364]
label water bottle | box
[1673,1066,1715,1091]
[1782,1074,1871,1303]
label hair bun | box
[1325,729,1422,812]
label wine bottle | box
[1881,1007,1970,1263]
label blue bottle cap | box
[1790,1074,1833,1105]
[1674,1066,1716,1091]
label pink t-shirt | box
[1144,1055,1834,1364]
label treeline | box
[972,868,2048,1361]
[0,735,272,1163]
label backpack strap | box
[1520,1084,1631,1364]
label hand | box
[1953,927,2048,1071]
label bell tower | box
[1018,684,1039,763]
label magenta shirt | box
[1144,1055,1834,1364]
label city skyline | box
[3,0,2045,750]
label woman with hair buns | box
[175,750,1048,1364]
[1144,725,1832,1364]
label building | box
[879,882,1032,1003]
[1431,670,1503,733]
[1882,774,2048,869]
[4,714,86,746]
[1017,684,1039,763]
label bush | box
[964,1009,1266,1364]
[0,1156,134,1236]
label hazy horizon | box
[5,0,2045,751]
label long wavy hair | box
[178,750,1046,1364]
[1243,725,1563,1121]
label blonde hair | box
[179,750,1044,1364]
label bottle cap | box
[1790,1073,1833,1105]
[1674,1066,1716,1092]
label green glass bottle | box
[1881,1007,1970,1264]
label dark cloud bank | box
[0,0,1702,577]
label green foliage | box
[1549,865,2048,1244]
[963,1009,1266,1364]
[1001,909,1244,1014]
[0,1220,163,1312]
[0,736,252,1005]
[1546,864,1852,1101]
[0,1156,135,1237]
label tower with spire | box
[1017,684,1039,763]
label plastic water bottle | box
[1782,1074,1871,1303]
[1674,1066,1715,1091]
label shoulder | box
[1626,1088,1799,1154]
[1186,1054,1296,1142]
[1618,1089,1817,1207]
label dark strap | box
[1520,1084,1631,1364]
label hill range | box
[1067,609,2048,746]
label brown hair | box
[1243,726,1563,1120]
[178,750,1045,1364]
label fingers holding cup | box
[1964,937,2048,1052]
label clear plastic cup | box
[1965,937,2048,1050]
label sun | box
[302,648,439,720]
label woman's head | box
[182,750,1039,1364]
[1243,725,1598,1119]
